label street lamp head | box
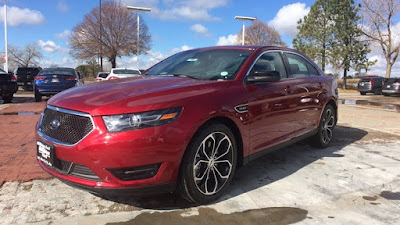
[126,6,151,12]
[234,16,256,21]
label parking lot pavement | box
[0,92,399,224]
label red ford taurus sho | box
[36,46,338,203]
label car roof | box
[191,45,296,51]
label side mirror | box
[246,71,281,84]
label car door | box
[245,51,299,155]
[283,52,323,133]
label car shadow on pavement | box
[98,125,368,210]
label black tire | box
[2,94,13,103]
[309,105,336,148]
[360,92,366,95]
[34,89,42,102]
[383,93,390,97]
[178,123,237,204]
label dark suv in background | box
[382,78,400,96]
[0,68,18,103]
[357,76,384,95]
[15,67,41,90]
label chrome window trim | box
[37,105,95,147]
[245,50,285,77]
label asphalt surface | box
[0,90,399,224]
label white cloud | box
[0,6,45,26]
[268,2,310,38]
[216,34,237,46]
[190,24,211,37]
[57,0,69,13]
[38,40,61,53]
[169,45,192,54]
[56,30,71,39]
[121,0,228,21]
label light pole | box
[126,6,151,70]
[234,16,255,45]
[99,0,103,72]
[3,0,8,72]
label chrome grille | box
[39,106,93,145]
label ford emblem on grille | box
[50,119,61,130]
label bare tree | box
[236,19,286,47]
[8,43,42,70]
[361,0,400,78]
[69,1,151,68]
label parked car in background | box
[36,46,338,204]
[95,72,109,82]
[0,69,18,103]
[357,75,384,95]
[34,67,81,102]
[382,78,400,96]
[14,67,41,90]
[105,68,141,80]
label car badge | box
[50,119,61,130]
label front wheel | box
[309,105,336,148]
[178,123,237,203]
[360,92,366,95]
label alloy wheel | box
[193,132,233,196]
[321,108,335,144]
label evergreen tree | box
[293,0,333,72]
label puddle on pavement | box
[340,99,400,113]
[0,112,39,116]
[106,207,308,225]
[380,191,400,200]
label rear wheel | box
[309,105,336,148]
[360,92,366,95]
[34,89,42,102]
[2,94,13,103]
[178,123,237,203]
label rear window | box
[360,78,373,82]
[98,73,109,78]
[17,68,40,75]
[38,68,75,76]
[385,78,400,84]
[113,69,140,75]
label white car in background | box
[106,68,141,80]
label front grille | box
[39,106,93,145]
[71,164,101,181]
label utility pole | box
[126,6,151,70]
[4,0,8,72]
[99,0,103,72]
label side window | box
[250,52,287,79]
[285,53,318,78]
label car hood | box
[48,76,224,116]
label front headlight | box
[102,107,182,132]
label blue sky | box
[0,0,398,76]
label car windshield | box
[384,78,400,84]
[39,68,75,76]
[145,49,253,80]
[113,69,140,75]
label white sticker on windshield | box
[220,71,228,76]
[187,58,198,62]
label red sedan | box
[36,46,338,203]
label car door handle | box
[284,86,291,93]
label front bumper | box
[36,112,190,193]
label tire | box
[360,92,366,95]
[374,89,382,95]
[2,94,13,103]
[34,89,42,102]
[309,105,336,148]
[383,93,390,97]
[178,123,237,203]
